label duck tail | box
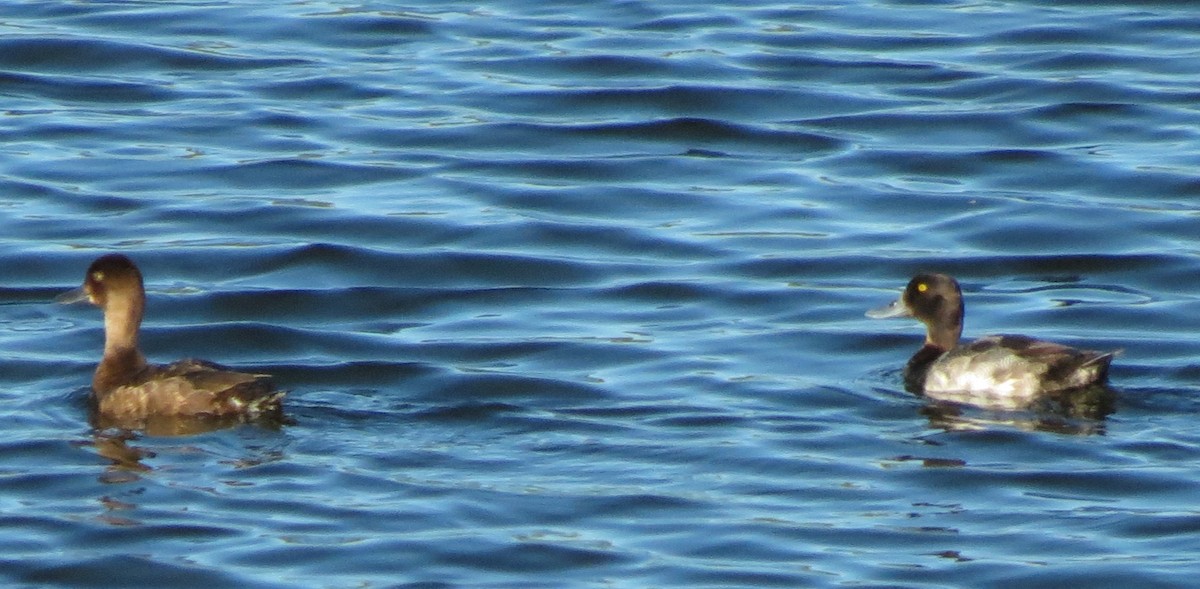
[247,390,287,419]
[1082,349,1120,382]
[1083,349,1121,367]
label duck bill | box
[55,287,90,304]
[866,297,911,319]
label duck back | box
[916,335,1114,407]
[94,359,284,421]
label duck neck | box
[925,325,961,351]
[924,297,963,351]
[102,292,146,367]
[904,344,946,392]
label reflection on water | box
[918,390,1113,437]
[89,404,293,437]
[90,430,154,474]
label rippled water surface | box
[4,1,1200,587]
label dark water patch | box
[446,217,723,263]
[184,158,420,190]
[13,553,283,589]
[71,520,242,549]
[0,441,94,472]
[467,53,730,83]
[0,178,86,206]
[265,243,606,288]
[749,53,980,87]
[646,411,751,430]
[417,372,609,406]
[1135,17,1200,48]
[888,75,1045,103]
[960,212,1150,254]
[937,462,1192,504]
[365,118,844,158]
[288,389,421,427]
[0,284,71,305]
[632,12,745,33]
[445,153,712,185]
[600,280,727,305]
[294,11,440,48]
[148,286,453,327]
[436,537,631,573]
[482,85,895,121]
[454,181,730,225]
[1029,102,1197,139]
[131,322,325,362]
[988,76,1183,110]
[1,121,111,146]
[0,71,174,104]
[1021,50,1198,75]
[1112,513,1200,539]
[234,206,468,250]
[756,253,1194,287]
[255,76,396,102]
[803,111,1053,148]
[49,3,440,52]
[413,401,525,422]
[415,337,665,375]
[744,16,969,55]
[994,24,1145,47]
[587,117,845,154]
[977,565,1183,589]
[644,557,831,588]
[826,147,1073,186]
[0,36,304,73]
[556,402,709,422]
[252,110,327,134]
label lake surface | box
[3,1,1200,587]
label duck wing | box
[103,359,284,419]
[958,335,1115,391]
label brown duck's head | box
[57,253,145,311]
[867,273,964,350]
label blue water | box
[3,1,1200,587]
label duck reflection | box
[86,417,289,527]
[89,410,289,472]
[90,406,289,438]
[92,428,154,474]
[918,383,1116,435]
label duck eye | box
[92,271,105,282]
[917,282,927,293]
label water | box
[3,1,1200,587]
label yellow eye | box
[92,271,105,282]
[917,283,927,293]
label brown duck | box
[58,254,285,422]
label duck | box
[58,253,285,423]
[867,273,1115,408]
